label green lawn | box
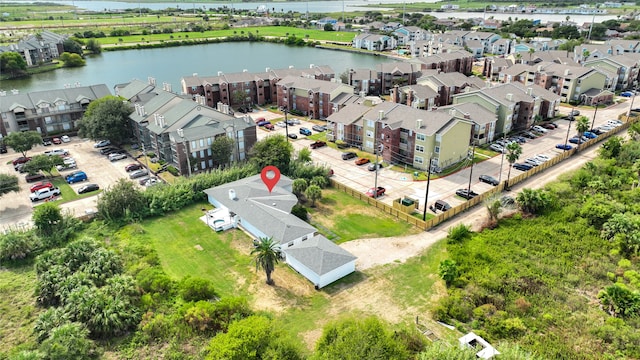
[117,203,255,298]
[49,175,102,202]
[0,263,41,355]
[310,188,420,243]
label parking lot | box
[0,137,147,229]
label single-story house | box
[203,174,357,288]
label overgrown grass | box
[0,263,41,356]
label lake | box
[0,42,391,94]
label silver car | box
[129,169,149,179]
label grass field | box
[0,263,41,355]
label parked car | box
[355,158,370,165]
[257,120,270,127]
[522,131,537,139]
[100,147,119,155]
[61,135,70,143]
[366,186,386,197]
[608,119,623,126]
[263,123,275,130]
[489,144,505,153]
[479,174,499,186]
[590,128,605,135]
[42,138,52,146]
[310,141,327,149]
[524,158,542,166]
[569,109,580,117]
[25,173,46,183]
[513,163,533,171]
[125,163,142,172]
[500,196,516,206]
[342,152,357,160]
[456,188,478,199]
[78,183,100,194]
[254,117,266,124]
[532,125,548,133]
[276,121,286,128]
[56,162,77,171]
[12,156,32,166]
[541,123,555,130]
[512,136,526,144]
[109,153,127,162]
[44,149,69,156]
[287,133,298,139]
[66,171,88,184]
[312,125,326,132]
[286,119,296,126]
[94,140,111,148]
[0,144,6,153]
[30,187,61,202]
[52,137,62,145]
[30,181,54,193]
[534,154,550,162]
[569,137,584,144]
[583,131,597,139]
[556,143,573,151]
[368,162,383,171]
[299,127,312,136]
[429,200,451,213]
[621,91,634,97]
[129,169,149,179]
[143,178,161,187]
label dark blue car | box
[555,144,573,151]
[513,163,533,171]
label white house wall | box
[285,254,321,287]
[284,253,356,288]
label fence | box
[330,114,638,232]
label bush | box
[179,277,217,302]
[447,224,472,244]
[291,204,308,222]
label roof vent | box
[229,189,237,200]
[506,93,513,101]
[416,119,423,129]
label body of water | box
[7,0,437,13]
[0,42,391,94]
[429,11,618,24]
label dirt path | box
[341,145,601,270]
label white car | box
[608,119,623,125]
[108,153,127,162]
[44,149,69,156]
[535,154,550,162]
[489,144,505,153]
[276,121,286,128]
[532,125,548,133]
[61,135,71,143]
[525,158,543,166]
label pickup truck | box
[310,141,327,149]
[30,187,61,202]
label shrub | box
[447,224,472,244]
[179,277,217,302]
[291,204,308,222]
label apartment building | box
[276,76,355,119]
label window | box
[207,149,212,156]
[435,134,442,142]
[208,159,213,167]
[367,120,374,127]
[207,137,212,145]
[200,150,205,158]
[200,160,206,169]
[199,139,204,147]
[365,140,373,149]
[415,156,423,164]
[415,145,424,153]
[434,146,440,153]
[191,141,196,149]
[416,133,425,141]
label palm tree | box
[528,47,535,63]
[505,142,523,189]
[575,116,590,151]
[251,237,282,285]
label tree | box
[305,184,322,207]
[324,23,334,31]
[39,322,100,360]
[528,47,535,63]
[628,121,640,141]
[62,39,84,55]
[3,130,42,157]
[438,259,459,286]
[292,178,308,197]
[505,142,523,189]
[60,52,86,67]
[600,136,623,159]
[484,195,502,224]
[211,136,234,168]
[0,173,19,198]
[33,202,63,238]
[248,134,294,173]
[575,115,590,151]
[85,38,102,54]
[78,96,132,145]
[97,179,147,224]
[313,316,409,360]
[0,51,27,77]
[21,154,63,176]
[296,147,312,164]
[250,237,282,285]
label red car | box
[125,163,142,172]
[52,137,62,145]
[366,186,386,197]
[12,156,32,166]
[30,181,54,193]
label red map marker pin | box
[260,165,281,193]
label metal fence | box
[330,114,637,232]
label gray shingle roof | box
[284,235,356,276]
[0,84,110,113]
[204,174,317,244]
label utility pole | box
[466,126,477,200]
[422,154,433,221]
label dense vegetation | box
[436,136,640,359]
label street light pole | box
[422,154,433,221]
[177,128,192,177]
[497,134,506,184]
[466,129,477,200]
[564,109,573,149]
[590,103,598,131]
[284,109,289,142]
